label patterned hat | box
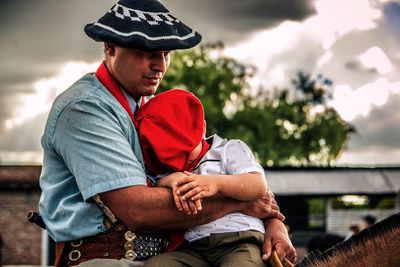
[84,0,202,50]
[134,89,205,175]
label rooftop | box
[1,165,399,195]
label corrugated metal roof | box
[266,168,400,196]
[1,165,399,195]
[384,169,400,191]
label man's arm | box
[100,185,283,232]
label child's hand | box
[176,171,219,203]
[156,172,187,188]
[156,172,201,214]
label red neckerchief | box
[95,62,184,252]
[95,62,149,186]
[95,62,137,122]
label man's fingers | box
[194,199,202,211]
[187,199,198,214]
[274,242,296,264]
[173,191,183,211]
[274,244,287,263]
[270,210,285,221]
[268,203,285,221]
[262,234,272,262]
[260,202,284,221]
[180,197,191,214]
[285,245,297,264]
[270,203,280,211]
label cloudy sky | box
[0,0,399,166]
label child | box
[135,89,271,267]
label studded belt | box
[60,229,169,266]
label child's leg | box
[143,248,211,267]
[218,242,267,267]
[206,231,267,267]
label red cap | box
[135,89,205,175]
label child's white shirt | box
[184,134,266,242]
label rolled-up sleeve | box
[53,98,146,201]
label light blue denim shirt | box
[39,73,147,242]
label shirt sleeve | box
[222,139,265,177]
[52,98,147,201]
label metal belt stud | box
[68,250,81,262]
[125,250,137,261]
[70,239,83,247]
[69,239,83,262]
[124,231,136,242]
[124,241,135,251]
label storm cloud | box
[0,0,399,165]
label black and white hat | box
[84,0,202,50]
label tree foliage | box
[159,43,355,167]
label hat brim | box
[84,1,202,50]
[84,23,202,50]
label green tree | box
[159,43,252,135]
[159,44,354,166]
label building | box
[0,165,399,265]
[267,167,400,250]
[0,165,42,265]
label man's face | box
[105,44,170,100]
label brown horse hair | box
[295,212,400,267]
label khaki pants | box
[76,258,145,267]
[144,230,267,267]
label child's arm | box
[176,171,267,202]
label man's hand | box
[241,189,285,221]
[262,218,297,264]
[156,172,202,214]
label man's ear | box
[104,43,115,56]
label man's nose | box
[151,53,169,73]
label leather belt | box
[60,229,169,266]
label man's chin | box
[143,87,158,96]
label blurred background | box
[0,0,399,265]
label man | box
[38,0,296,266]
